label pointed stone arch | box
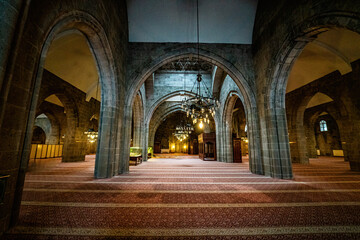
[121,44,259,174]
[18,11,118,180]
[263,11,360,177]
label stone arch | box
[288,92,338,164]
[31,126,47,144]
[222,92,240,163]
[295,89,351,160]
[149,105,186,150]
[146,90,215,154]
[38,92,80,162]
[132,92,144,147]
[21,11,118,178]
[127,48,256,113]
[145,90,197,125]
[121,47,258,173]
[265,12,360,177]
[34,112,60,145]
[313,112,343,157]
[221,91,262,173]
[304,102,346,161]
[211,66,227,98]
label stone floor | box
[4,154,360,239]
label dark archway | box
[31,126,46,144]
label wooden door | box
[233,138,242,163]
[154,142,161,153]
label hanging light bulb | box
[199,121,203,129]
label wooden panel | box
[154,142,161,153]
[55,145,59,157]
[233,138,242,163]
[35,145,42,159]
[30,144,37,159]
[46,145,52,158]
[50,145,55,157]
[59,145,63,157]
[41,145,48,158]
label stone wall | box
[0,0,128,234]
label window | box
[319,120,328,132]
[244,124,247,133]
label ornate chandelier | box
[181,74,219,128]
[84,128,98,143]
[173,124,194,141]
[181,0,219,128]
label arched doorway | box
[269,26,360,172]
[31,126,46,144]
[222,95,248,163]
[123,54,262,175]
[19,13,117,178]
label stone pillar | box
[246,108,263,175]
[132,117,142,147]
[305,122,317,158]
[262,107,293,179]
[0,0,22,92]
[62,124,87,162]
[288,109,309,164]
[214,114,224,162]
[118,106,132,174]
[95,105,119,178]
[339,117,360,171]
[224,123,233,163]
[142,123,149,161]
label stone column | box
[305,122,317,158]
[142,123,149,161]
[95,105,119,178]
[262,107,293,179]
[62,121,87,162]
[339,117,360,171]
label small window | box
[320,120,328,132]
[244,124,247,133]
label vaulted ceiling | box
[287,28,360,108]
[287,28,360,93]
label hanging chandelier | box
[181,0,219,128]
[84,128,98,143]
[173,123,194,141]
[84,82,99,143]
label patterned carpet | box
[4,154,360,239]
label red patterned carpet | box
[4,154,360,239]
